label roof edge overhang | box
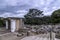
[0,17,24,20]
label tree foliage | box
[24,9,60,25]
[42,16,51,24]
[51,9,60,24]
[24,9,43,18]
[24,8,51,25]
[24,8,43,25]
[0,18,5,27]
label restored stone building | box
[0,17,24,32]
[0,10,27,32]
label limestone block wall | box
[16,20,20,31]
[15,19,24,31]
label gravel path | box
[21,34,50,40]
[0,32,21,40]
[21,33,60,40]
[0,32,60,40]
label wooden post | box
[50,30,52,40]
[50,25,55,40]
[49,25,53,40]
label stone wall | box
[24,24,60,33]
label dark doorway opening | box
[8,20,11,30]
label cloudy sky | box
[0,0,60,17]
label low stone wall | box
[24,24,60,29]
[24,24,60,31]
[23,24,60,37]
[17,24,60,39]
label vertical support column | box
[20,19,23,28]
[11,19,16,32]
[16,20,20,31]
[52,33,55,40]
[6,20,8,29]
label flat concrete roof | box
[0,17,24,20]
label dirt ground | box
[0,27,60,40]
[0,32,22,40]
[0,27,24,40]
[0,32,60,40]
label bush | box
[0,19,5,27]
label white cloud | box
[16,10,28,13]
[44,11,52,15]
[52,7,57,10]
[0,12,13,18]
[5,0,18,6]
[43,7,48,11]
[0,11,27,18]
[0,0,60,17]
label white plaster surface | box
[11,19,16,32]
[6,20,8,29]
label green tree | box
[51,9,60,24]
[42,16,51,24]
[0,18,5,27]
[24,9,43,18]
[24,8,43,25]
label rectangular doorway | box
[8,20,11,30]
